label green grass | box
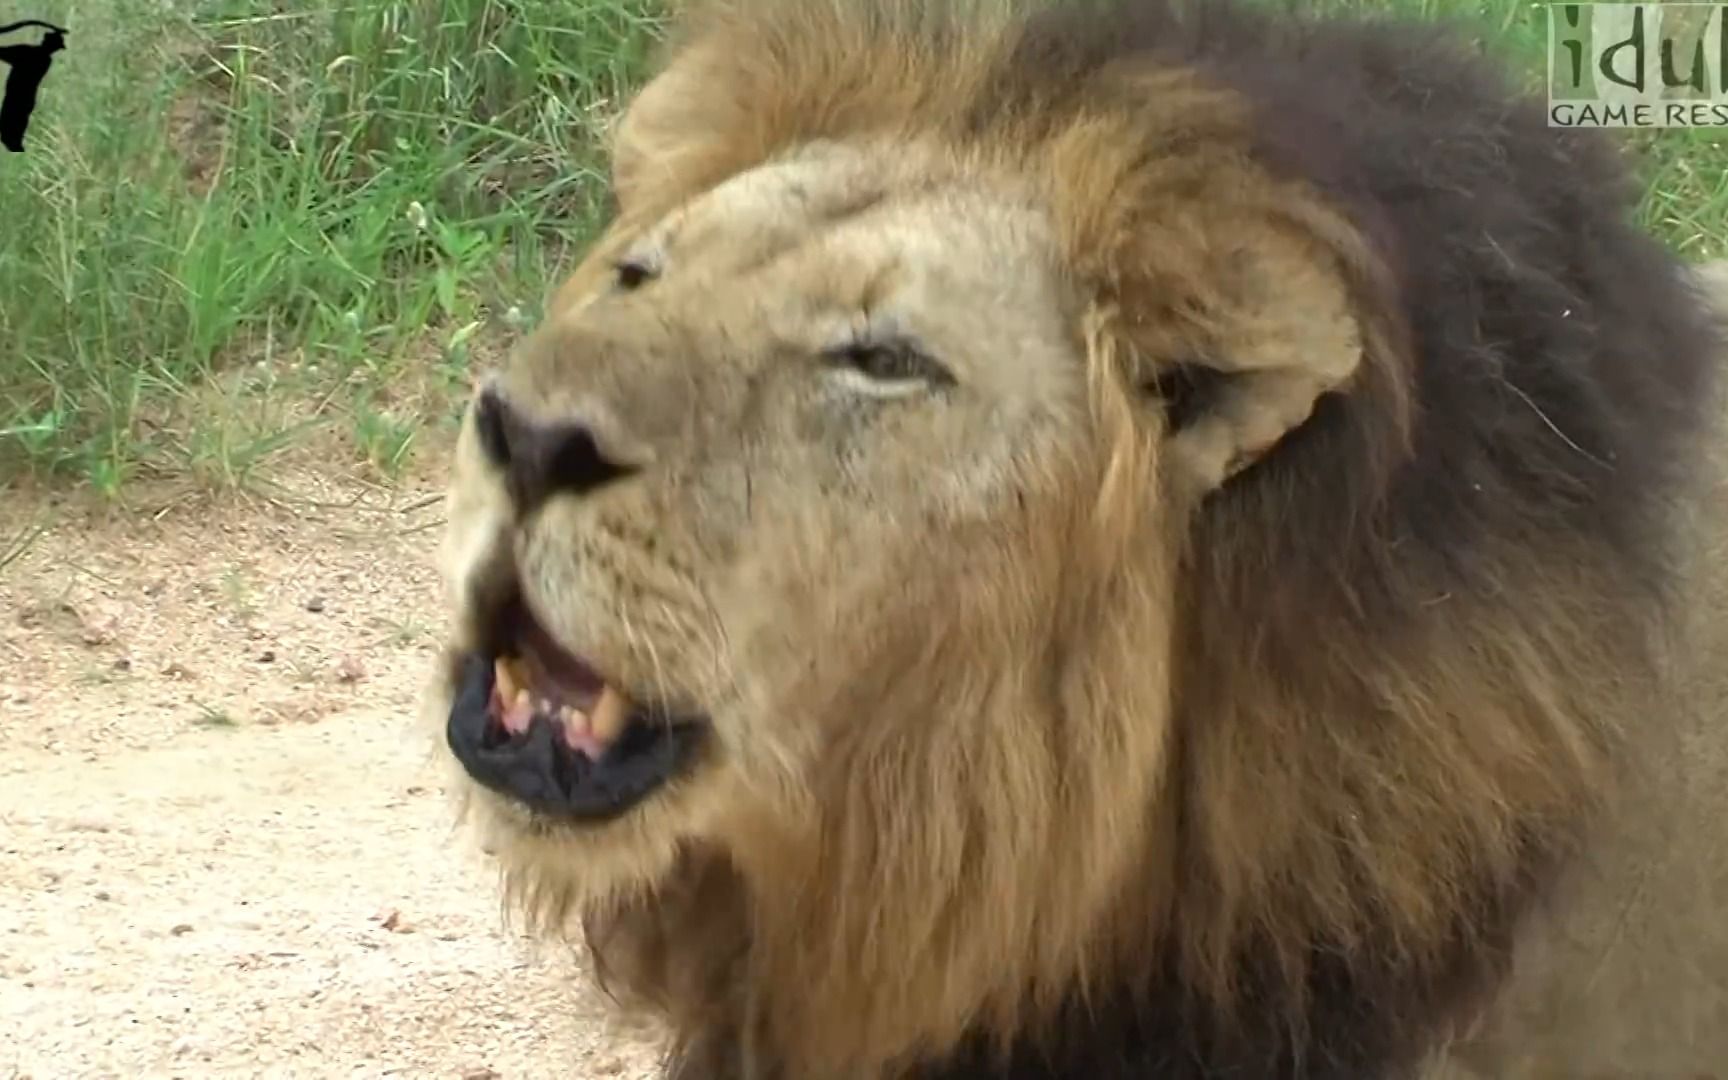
[0,0,1723,495]
[0,0,663,492]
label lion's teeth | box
[561,706,597,754]
[502,689,534,735]
[494,658,518,703]
[591,684,631,744]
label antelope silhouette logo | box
[0,19,67,152]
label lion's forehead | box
[653,143,896,249]
[627,140,1055,292]
[584,148,1080,398]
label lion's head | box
[424,1,1718,1075]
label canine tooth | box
[494,658,518,702]
[591,685,631,744]
[502,689,534,736]
[561,707,598,755]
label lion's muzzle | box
[442,385,711,823]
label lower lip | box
[444,652,708,821]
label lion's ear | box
[608,31,738,213]
[1141,228,1366,495]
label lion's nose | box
[474,387,637,509]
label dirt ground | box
[0,463,667,1079]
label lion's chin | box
[421,629,736,935]
[458,780,696,933]
[433,693,727,932]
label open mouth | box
[444,595,709,822]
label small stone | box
[304,596,326,613]
[79,610,120,646]
[377,908,415,934]
[170,923,194,936]
[258,650,276,663]
[334,655,365,682]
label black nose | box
[474,388,637,508]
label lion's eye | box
[613,257,658,291]
[828,341,953,387]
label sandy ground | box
[0,467,666,1079]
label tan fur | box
[422,2,1728,1075]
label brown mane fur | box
[468,1,1726,1076]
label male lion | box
[422,0,1728,1076]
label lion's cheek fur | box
[683,457,1187,1073]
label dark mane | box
[961,2,1720,1075]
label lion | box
[420,0,1728,1076]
